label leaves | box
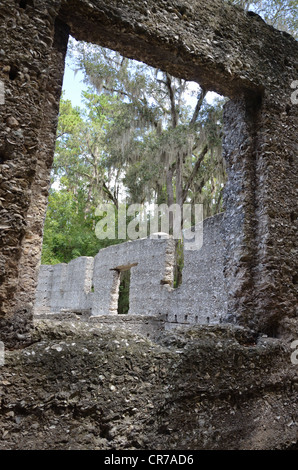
[41,188,121,265]
[71,41,227,210]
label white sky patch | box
[185,81,222,106]
[51,180,61,190]
[206,91,221,104]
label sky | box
[62,61,86,108]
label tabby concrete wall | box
[34,213,228,326]
[34,238,174,318]
[91,237,175,317]
[34,257,94,314]
[0,0,297,346]
[166,213,227,326]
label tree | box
[41,188,96,264]
[70,41,226,221]
[41,95,126,264]
[43,42,226,264]
[53,94,122,211]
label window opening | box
[110,263,137,315]
[118,269,131,315]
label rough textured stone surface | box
[92,237,175,317]
[35,257,94,314]
[167,214,227,325]
[34,214,228,326]
[0,0,297,450]
[1,0,297,344]
[0,320,297,450]
[0,1,68,325]
[222,95,298,334]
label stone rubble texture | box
[0,0,297,339]
[0,320,297,450]
[0,0,297,450]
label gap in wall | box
[41,35,227,270]
[118,269,131,315]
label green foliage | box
[69,39,227,213]
[41,188,121,265]
[53,92,124,210]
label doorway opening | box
[173,239,184,289]
[110,263,138,315]
[118,269,131,315]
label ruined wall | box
[222,94,298,334]
[0,320,297,450]
[92,237,175,317]
[166,214,228,327]
[0,0,69,346]
[34,214,228,328]
[0,0,297,346]
[34,257,94,314]
[34,238,174,318]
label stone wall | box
[0,0,297,346]
[166,214,227,327]
[1,320,297,450]
[34,256,94,314]
[92,237,175,317]
[0,1,69,322]
[34,213,228,328]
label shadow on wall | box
[34,213,228,327]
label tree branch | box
[102,180,118,209]
[165,73,178,128]
[181,144,208,204]
[190,88,207,126]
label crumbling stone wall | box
[166,213,227,327]
[0,1,69,346]
[0,320,297,450]
[0,0,297,346]
[34,257,94,314]
[92,237,175,317]
[34,214,228,328]
[34,238,174,317]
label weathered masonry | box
[34,214,227,328]
[0,0,297,346]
